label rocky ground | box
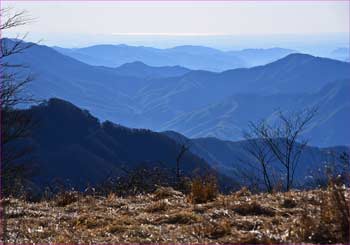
[1,186,349,244]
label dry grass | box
[54,191,79,207]
[233,201,275,216]
[291,181,350,244]
[193,219,232,239]
[2,186,349,244]
[145,200,169,212]
[157,211,200,224]
[188,175,218,204]
[153,186,183,200]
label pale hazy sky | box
[2,1,349,50]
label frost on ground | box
[1,186,349,244]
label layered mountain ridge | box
[4,38,350,146]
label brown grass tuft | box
[234,186,251,197]
[188,175,218,204]
[233,201,275,216]
[195,219,232,239]
[292,181,350,243]
[54,191,79,207]
[157,211,200,224]
[281,198,297,208]
[145,200,169,212]
[153,186,183,200]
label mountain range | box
[11,98,349,193]
[17,98,232,191]
[163,131,349,186]
[161,80,350,147]
[330,47,349,62]
[4,39,350,146]
[53,44,296,71]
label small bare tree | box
[176,144,189,180]
[247,108,317,191]
[0,8,37,243]
[1,8,36,197]
[240,136,276,193]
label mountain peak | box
[276,53,350,66]
[283,52,315,59]
[118,61,149,68]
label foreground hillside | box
[3,186,349,244]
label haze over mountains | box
[5,39,350,147]
[162,79,350,146]
[53,44,296,71]
[330,47,350,62]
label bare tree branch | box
[245,107,317,191]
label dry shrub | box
[54,191,79,207]
[233,201,275,216]
[234,187,251,197]
[189,175,218,204]
[153,186,183,200]
[145,200,169,213]
[157,211,200,224]
[53,232,79,244]
[106,223,127,233]
[281,198,297,208]
[239,233,272,244]
[74,214,109,229]
[234,220,256,231]
[195,219,231,239]
[315,181,349,243]
[294,180,350,243]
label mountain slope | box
[161,80,350,146]
[3,39,189,127]
[114,61,191,79]
[134,55,350,130]
[16,98,227,190]
[330,47,349,62]
[163,131,350,186]
[6,39,350,146]
[228,47,296,67]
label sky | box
[1,1,349,52]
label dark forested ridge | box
[14,98,232,191]
[8,98,348,194]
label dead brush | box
[281,198,297,208]
[194,219,232,239]
[292,180,350,243]
[239,232,273,244]
[188,175,218,204]
[53,191,79,207]
[317,180,350,243]
[233,201,275,216]
[234,186,251,198]
[280,192,298,208]
[145,200,169,212]
[74,213,108,229]
[153,186,183,200]
[106,223,128,234]
[157,211,200,224]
